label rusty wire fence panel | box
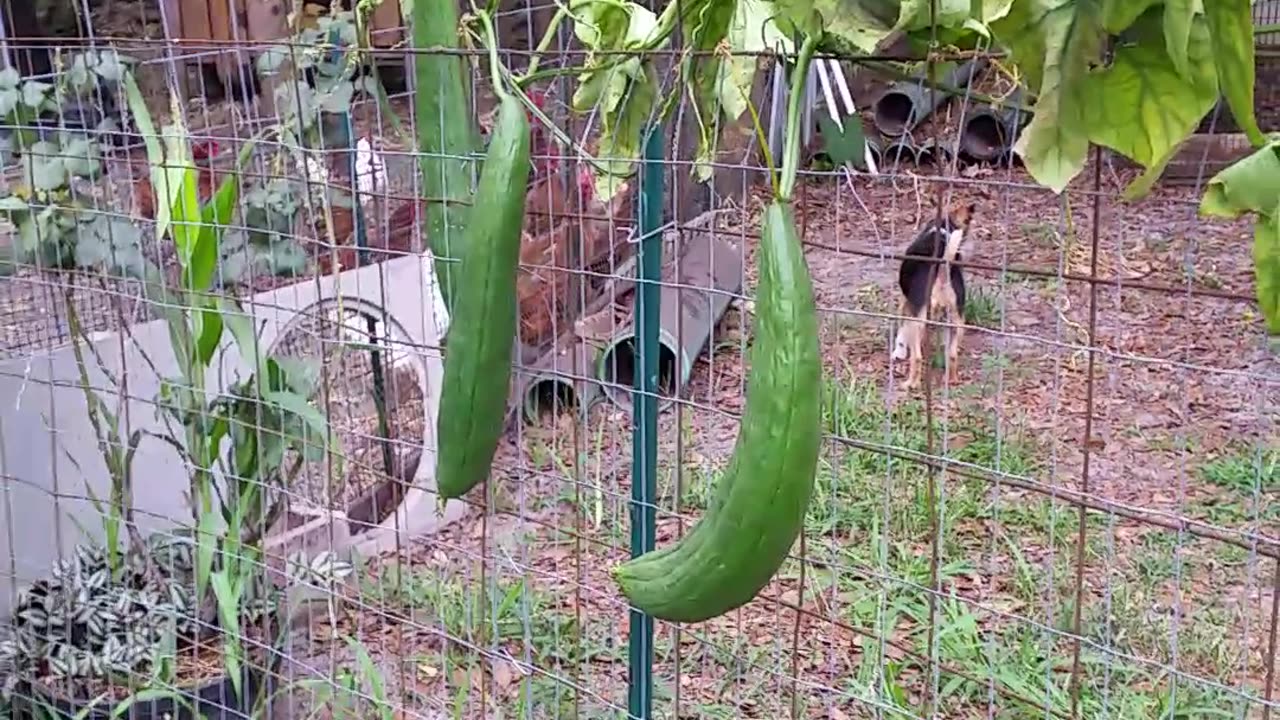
[0,2,1277,720]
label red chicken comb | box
[524,91,547,122]
[576,165,595,199]
[191,140,219,161]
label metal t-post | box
[627,124,663,719]
[330,27,394,478]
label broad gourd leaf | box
[893,0,970,33]
[1161,0,1197,79]
[259,238,308,277]
[1085,11,1217,178]
[14,208,53,260]
[715,0,788,133]
[574,1,656,50]
[1255,209,1280,335]
[0,67,18,90]
[992,0,1103,193]
[275,81,318,130]
[772,0,824,36]
[1121,138,1181,201]
[272,356,321,397]
[1204,0,1265,147]
[1199,142,1280,218]
[262,390,329,447]
[67,55,93,92]
[981,0,1013,23]
[580,58,658,200]
[217,236,253,287]
[1101,0,1161,33]
[813,0,895,52]
[684,0,738,182]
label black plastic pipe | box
[959,88,1028,163]
[872,59,987,138]
[915,139,954,167]
[882,137,921,166]
[599,233,743,413]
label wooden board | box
[1161,133,1254,184]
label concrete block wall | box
[0,255,463,618]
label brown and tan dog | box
[891,202,975,389]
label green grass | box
[964,287,1001,330]
[1198,445,1279,495]
[333,369,1272,720]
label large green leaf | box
[812,0,897,52]
[893,0,970,32]
[1101,0,1161,33]
[575,57,659,199]
[1161,0,1197,79]
[1197,142,1280,334]
[719,0,791,122]
[1121,137,1181,201]
[684,0,738,182]
[994,0,1104,193]
[1199,142,1280,218]
[1204,0,1264,147]
[1255,209,1280,335]
[575,0,656,49]
[1085,11,1218,189]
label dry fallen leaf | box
[492,659,516,690]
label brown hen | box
[312,196,428,275]
[516,165,633,352]
[131,141,222,220]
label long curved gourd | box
[434,93,532,499]
[612,200,822,622]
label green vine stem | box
[779,33,820,202]
[519,4,572,83]
[479,11,507,101]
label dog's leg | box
[946,321,966,383]
[901,316,925,389]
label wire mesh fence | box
[0,2,1277,719]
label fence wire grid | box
[0,2,1277,720]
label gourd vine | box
[499,0,1277,332]
[610,22,823,623]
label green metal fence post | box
[628,124,664,720]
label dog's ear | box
[950,201,976,228]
